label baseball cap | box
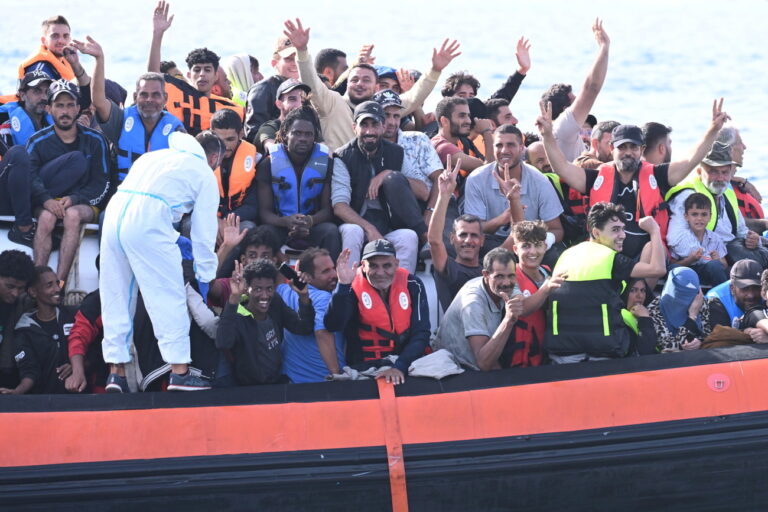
[702,141,737,167]
[372,89,403,109]
[274,35,297,58]
[353,101,384,124]
[362,239,397,260]
[19,70,53,91]
[611,124,644,147]
[47,79,80,103]
[730,259,762,288]
[276,78,311,98]
[374,65,397,81]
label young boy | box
[507,220,564,367]
[669,193,728,286]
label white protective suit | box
[100,133,219,365]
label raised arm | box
[428,155,460,273]
[286,18,340,117]
[488,37,530,102]
[568,18,610,125]
[630,217,666,279]
[72,37,110,123]
[147,1,174,73]
[537,101,588,193]
[667,99,731,185]
[400,39,461,116]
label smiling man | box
[216,258,316,386]
[1,266,75,395]
[18,16,76,80]
[545,202,665,363]
[6,71,54,147]
[324,242,430,385]
[464,124,565,261]
[0,250,36,390]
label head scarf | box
[659,267,701,331]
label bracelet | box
[425,207,435,212]
[75,68,85,78]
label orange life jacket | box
[589,161,669,242]
[18,46,75,80]
[351,267,412,361]
[213,140,260,217]
[509,266,547,367]
[163,74,245,135]
[732,181,765,220]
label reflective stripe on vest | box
[116,106,183,182]
[18,46,75,80]
[706,281,743,324]
[511,267,548,367]
[351,267,412,361]
[267,142,329,217]
[547,241,631,357]
[590,161,669,242]
[732,182,765,220]
[8,104,53,146]
[213,140,260,217]
[163,74,245,135]
[666,176,741,236]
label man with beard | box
[642,122,673,165]
[5,71,54,146]
[331,102,425,273]
[432,247,523,371]
[278,248,345,383]
[284,17,460,151]
[666,142,768,268]
[538,99,730,260]
[464,124,565,262]
[80,37,184,185]
[574,120,619,170]
[545,202,666,363]
[18,16,77,80]
[256,105,341,259]
[0,250,36,389]
[717,126,765,229]
[431,97,492,177]
[707,259,764,329]
[1,266,74,394]
[27,80,110,287]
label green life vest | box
[546,241,631,357]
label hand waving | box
[283,18,310,52]
[152,1,174,34]
[515,37,531,74]
[336,248,358,285]
[431,39,461,72]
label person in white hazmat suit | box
[100,131,225,392]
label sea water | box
[3,0,767,196]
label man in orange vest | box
[325,242,430,385]
[18,16,77,81]
[537,98,731,260]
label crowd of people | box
[0,3,766,395]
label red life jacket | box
[732,181,764,220]
[509,266,547,367]
[351,267,412,361]
[589,161,669,242]
[567,186,588,216]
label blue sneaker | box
[105,373,129,393]
[167,371,211,391]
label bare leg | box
[33,209,57,266]
[57,205,94,283]
[171,363,189,375]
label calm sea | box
[3,0,767,197]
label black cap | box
[47,79,80,103]
[276,78,311,98]
[611,124,644,147]
[467,97,489,120]
[372,89,403,109]
[353,100,385,124]
[19,70,53,91]
[362,239,396,260]
[730,259,762,288]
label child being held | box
[669,193,729,286]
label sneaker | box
[105,373,129,393]
[167,371,211,391]
[7,224,36,248]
